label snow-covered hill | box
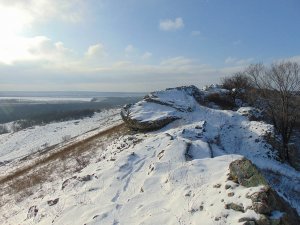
[1,86,299,225]
[0,109,120,164]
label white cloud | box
[0,0,86,64]
[85,43,106,58]
[124,44,138,58]
[225,57,254,66]
[159,17,184,31]
[0,0,86,26]
[125,44,136,54]
[141,52,152,60]
[161,56,193,66]
[191,30,201,36]
[0,35,75,65]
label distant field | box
[0,96,143,124]
[0,97,95,102]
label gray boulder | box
[121,86,202,131]
[229,158,300,225]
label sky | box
[0,0,300,92]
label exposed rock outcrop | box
[121,86,201,131]
[229,158,300,225]
[121,85,237,131]
[229,158,268,187]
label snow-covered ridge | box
[0,109,121,166]
[1,85,299,225]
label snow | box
[0,109,121,163]
[147,88,196,111]
[129,101,179,122]
[1,87,299,225]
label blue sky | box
[0,0,299,91]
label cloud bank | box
[159,17,184,31]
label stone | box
[121,105,179,131]
[213,183,221,188]
[225,203,244,212]
[225,184,231,190]
[78,174,93,182]
[47,198,59,206]
[229,158,268,187]
[27,205,38,219]
[256,214,271,225]
[229,158,300,225]
[121,86,204,131]
[239,217,256,222]
[242,221,256,225]
[228,192,235,197]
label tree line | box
[222,61,300,162]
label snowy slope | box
[0,109,121,163]
[1,87,299,225]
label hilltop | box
[0,85,299,225]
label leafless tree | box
[245,61,300,161]
[221,72,253,91]
[221,72,253,104]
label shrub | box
[205,93,235,109]
[245,61,300,161]
[221,72,253,91]
[0,124,9,134]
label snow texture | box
[1,86,299,225]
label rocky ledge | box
[229,158,300,225]
[121,85,203,131]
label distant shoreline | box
[0,91,146,98]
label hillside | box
[0,86,299,225]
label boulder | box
[229,158,300,225]
[27,205,38,219]
[225,202,244,212]
[121,86,202,131]
[229,158,268,187]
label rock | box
[78,174,93,182]
[250,187,300,224]
[121,86,203,131]
[229,158,268,187]
[242,221,256,225]
[228,192,234,197]
[251,188,273,214]
[237,107,263,121]
[61,176,77,190]
[256,214,271,225]
[213,183,221,188]
[121,103,180,131]
[47,198,59,206]
[27,205,38,219]
[239,217,257,225]
[225,203,244,212]
[225,184,231,190]
[229,158,300,225]
[239,217,256,222]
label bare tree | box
[221,72,253,104]
[245,61,300,161]
[221,72,253,91]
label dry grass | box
[0,123,129,207]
